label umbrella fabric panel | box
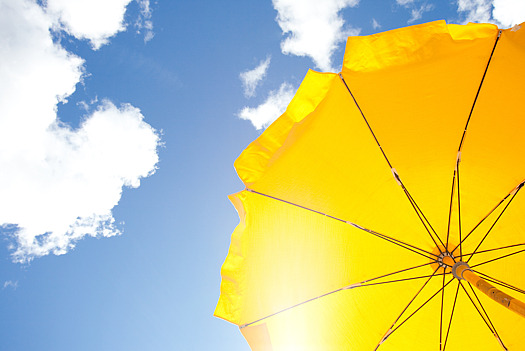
[463,190,525,293]
[234,70,335,187]
[234,69,438,253]
[459,24,525,255]
[239,276,509,350]
[341,20,500,246]
[215,192,525,348]
[342,21,497,74]
[214,189,430,328]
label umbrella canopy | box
[215,20,525,350]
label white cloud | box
[396,0,435,24]
[45,0,133,49]
[408,4,434,23]
[492,0,525,27]
[272,0,360,72]
[456,0,524,27]
[372,18,381,30]
[0,0,160,262]
[240,57,271,98]
[3,281,18,290]
[238,83,295,130]
[135,0,154,43]
[456,0,493,23]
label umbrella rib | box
[239,262,438,329]
[456,161,463,258]
[466,283,503,341]
[374,267,440,349]
[338,74,445,253]
[349,222,437,260]
[360,272,449,288]
[375,273,454,350]
[470,247,525,269]
[446,168,457,251]
[473,269,525,295]
[452,30,509,260]
[440,272,446,351]
[337,73,393,170]
[459,242,525,260]
[459,281,497,345]
[358,262,438,285]
[451,180,524,257]
[392,275,454,333]
[461,281,508,350]
[403,186,446,250]
[466,184,523,263]
[239,286,346,329]
[246,188,438,260]
[457,30,502,153]
[442,281,461,351]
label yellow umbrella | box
[215,20,525,350]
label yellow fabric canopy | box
[215,20,525,350]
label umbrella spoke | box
[246,188,438,260]
[359,272,450,288]
[348,222,438,260]
[403,185,446,251]
[446,168,457,251]
[456,160,464,258]
[472,269,525,295]
[374,267,440,349]
[453,31,523,256]
[456,30,502,153]
[450,191,509,256]
[440,272,446,350]
[459,242,525,260]
[239,262,440,329]
[239,285,347,329]
[453,29,502,261]
[451,180,524,258]
[375,272,454,350]
[338,74,446,253]
[466,184,523,263]
[443,281,461,351]
[460,281,508,350]
[351,261,437,286]
[337,73,394,171]
[470,247,525,269]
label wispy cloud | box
[372,18,381,30]
[240,56,271,98]
[238,83,295,130]
[395,0,434,24]
[3,281,18,290]
[272,0,360,72]
[456,0,493,23]
[408,4,434,23]
[0,0,160,262]
[135,0,154,43]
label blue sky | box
[0,0,523,350]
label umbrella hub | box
[430,246,457,273]
[436,251,456,271]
